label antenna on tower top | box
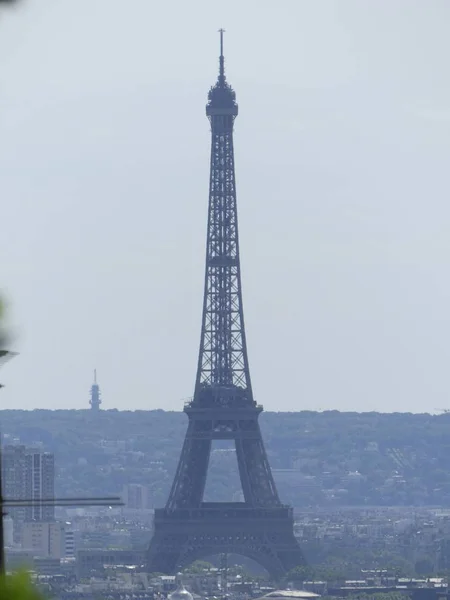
[94,369,97,384]
[218,28,226,83]
[219,28,225,56]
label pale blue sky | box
[1,0,449,412]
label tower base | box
[147,504,305,580]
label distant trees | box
[284,548,419,585]
[414,558,435,577]
[184,560,215,574]
[3,409,450,506]
[285,564,347,584]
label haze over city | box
[1,0,450,412]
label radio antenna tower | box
[89,369,101,411]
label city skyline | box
[1,1,450,412]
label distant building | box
[122,484,153,510]
[65,528,75,558]
[78,530,111,548]
[4,516,14,547]
[5,550,34,572]
[2,445,27,527]
[76,549,145,579]
[33,557,62,576]
[129,526,153,550]
[21,521,65,558]
[2,446,55,539]
[89,369,102,411]
[25,451,55,521]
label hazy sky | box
[1,0,449,412]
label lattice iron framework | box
[147,31,305,580]
[195,37,249,395]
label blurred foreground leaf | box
[0,572,45,599]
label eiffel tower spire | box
[218,28,225,84]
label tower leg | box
[166,421,212,511]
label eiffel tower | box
[147,31,305,580]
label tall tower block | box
[146,32,305,580]
[89,370,101,411]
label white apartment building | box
[21,521,65,559]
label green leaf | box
[0,572,45,600]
